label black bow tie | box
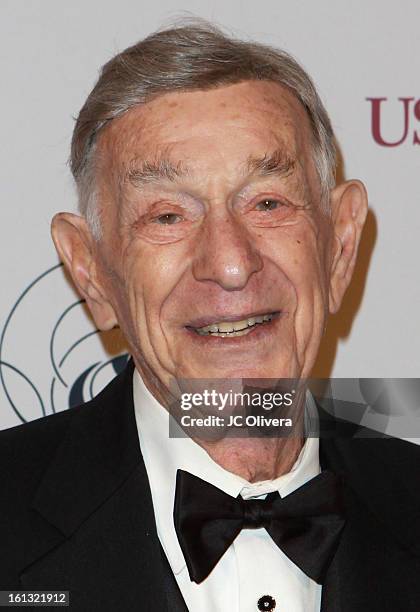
[173,469,345,584]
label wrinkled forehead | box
[96,80,315,186]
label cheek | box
[291,235,330,355]
[123,243,190,333]
[264,219,327,287]
[263,221,329,327]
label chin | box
[178,360,296,380]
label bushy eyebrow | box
[245,148,296,179]
[124,148,296,188]
[125,157,189,187]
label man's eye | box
[255,199,283,211]
[154,213,183,225]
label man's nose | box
[192,212,263,290]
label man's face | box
[90,81,335,387]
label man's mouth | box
[187,312,279,338]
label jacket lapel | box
[160,544,189,612]
[20,360,168,611]
[319,411,420,612]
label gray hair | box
[70,20,337,238]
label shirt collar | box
[132,368,320,575]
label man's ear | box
[51,212,118,330]
[329,180,368,314]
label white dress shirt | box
[133,369,322,612]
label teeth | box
[218,321,234,333]
[232,319,248,331]
[211,329,250,337]
[195,313,274,336]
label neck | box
[194,435,305,482]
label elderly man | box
[1,21,419,612]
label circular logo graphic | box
[0,263,129,426]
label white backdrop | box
[1,0,419,431]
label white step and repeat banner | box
[1,1,419,432]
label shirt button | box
[257,594,276,611]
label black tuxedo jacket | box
[1,360,420,611]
